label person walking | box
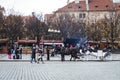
[36,45,44,64]
[61,45,65,61]
[19,45,22,59]
[36,45,39,63]
[37,48,44,64]
[7,46,12,59]
[46,46,50,61]
[30,44,36,63]
[12,48,16,59]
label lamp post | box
[48,28,60,33]
[25,37,28,54]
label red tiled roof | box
[45,14,54,17]
[22,16,32,20]
[89,0,113,11]
[44,14,55,20]
[55,0,120,12]
[0,6,4,11]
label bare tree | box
[2,14,24,43]
[0,6,5,38]
[25,12,48,44]
[86,22,102,42]
[98,12,120,43]
[53,14,86,40]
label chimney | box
[86,0,89,11]
[67,0,69,4]
[75,0,80,4]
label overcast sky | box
[0,0,74,15]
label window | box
[95,4,98,8]
[79,13,82,18]
[91,13,95,18]
[68,6,72,9]
[110,12,114,16]
[76,4,81,9]
[72,14,75,18]
[97,13,100,16]
[78,6,81,9]
[83,13,86,18]
[79,13,86,18]
[105,5,109,8]
[119,5,120,8]
[104,13,107,17]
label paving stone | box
[0,62,120,80]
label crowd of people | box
[7,44,22,59]
[30,44,44,64]
[7,43,44,64]
[6,42,116,62]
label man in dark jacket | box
[61,45,65,61]
[30,44,36,63]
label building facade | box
[53,0,120,24]
[45,0,120,43]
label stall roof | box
[17,40,37,43]
[0,39,8,43]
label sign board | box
[113,0,120,3]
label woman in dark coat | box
[7,46,12,59]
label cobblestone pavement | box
[0,61,120,80]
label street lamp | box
[48,28,60,39]
[25,37,28,54]
[48,28,60,33]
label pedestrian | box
[19,45,22,59]
[46,46,50,61]
[7,46,12,59]
[38,48,44,64]
[51,48,55,57]
[70,45,73,49]
[12,48,16,59]
[36,45,39,63]
[30,44,36,63]
[16,47,20,59]
[61,45,65,61]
